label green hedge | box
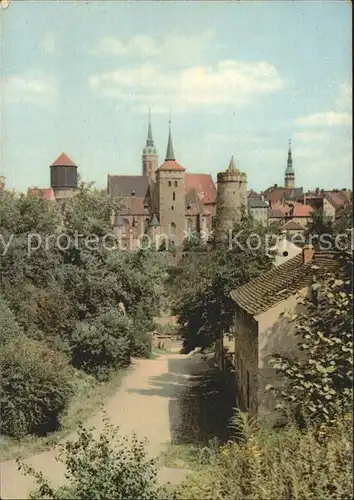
[0,338,73,437]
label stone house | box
[230,246,338,425]
[280,219,305,236]
[248,197,269,227]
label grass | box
[0,366,130,462]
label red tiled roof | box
[325,191,350,209]
[291,204,313,217]
[230,250,339,316]
[185,173,216,204]
[27,187,56,201]
[158,160,185,172]
[268,208,286,219]
[51,153,76,167]
[271,203,292,215]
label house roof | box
[230,250,338,316]
[158,160,186,172]
[325,191,350,209]
[268,208,286,219]
[185,173,216,204]
[248,198,269,208]
[263,186,303,204]
[51,153,76,167]
[281,219,305,231]
[27,187,56,201]
[107,175,151,198]
[247,189,261,199]
[291,204,313,217]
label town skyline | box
[0,1,352,193]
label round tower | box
[142,109,158,182]
[284,139,295,189]
[214,156,247,244]
[50,152,78,201]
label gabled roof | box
[291,204,313,217]
[281,219,305,231]
[268,208,286,219]
[230,250,338,316]
[51,153,76,167]
[248,198,269,208]
[247,189,260,199]
[324,191,350,209]
[185,173,216,204]
[263,186,303,204]
[107,175,151,198]
[149,214,160,227]
[185,188,204,216]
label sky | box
[0,0,352,193]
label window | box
[175,181,178,187]
[173,191,176,201]
[170,222,176,235]
[187,218,193,231]
[122,218,130,234]
[168,181,172,187]
[171,206,174,210]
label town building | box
[248,197,269,227]
[230,246,338,425]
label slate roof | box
[185,173,216,204]
[247,189,261,199]
[230,250,338,316]
[107,175,151,198]
[248,198,269,208]
[51,153,76,167]
[185,188,205,216]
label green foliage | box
[171,212,272,350]
[69,310,132,380]
[0,338,72,438]
[0,295,24,345]
[269,255,353,424]
[173,412,353,500]
[18,419,163,500]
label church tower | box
[142,109,158,182]
[156,121,185,249]
[284,139,295,188]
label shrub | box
[0,295,24,345]
[173,411,353,500]
[0,338,72,437]
[69,310,132,380]
[18,419,164,500]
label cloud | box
[335,82,352,111]
[294,131,330,143]
[92,31,214,65]
[2,71,58,107]
[295,111,351,127]
[89,61,283,113]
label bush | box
[173,411,353,500]
[0,295,24,345]
[0,338,72,437]
[18,419,164,500]
[69,310,132,380]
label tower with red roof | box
[50,152,78,201]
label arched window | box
[187,218,193,231]
[123,218,130,233]
[173,191,176,201]
[170,222,176,235]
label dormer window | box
[131,190,136,196]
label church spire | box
[287,139,292,169]
[165,119,175,161]
[146,107,154,147]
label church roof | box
[51,152,76,167]
[158,160,186,172]
[185,188,205,216]
[149,214,160,227]
[107,175,150,198]
[185,173,216,204]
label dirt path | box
[0,352,209,499]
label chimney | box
[302,244,315,263]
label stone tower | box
[214,156,247,244]
[284,139,295,189]
[50,152,78,201]
[156,122,185,249]
[142,109,158,182]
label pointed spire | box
[226,155,237,173]
[165,119,175,161]
[286,139,293,171]
[146,107,154,147]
